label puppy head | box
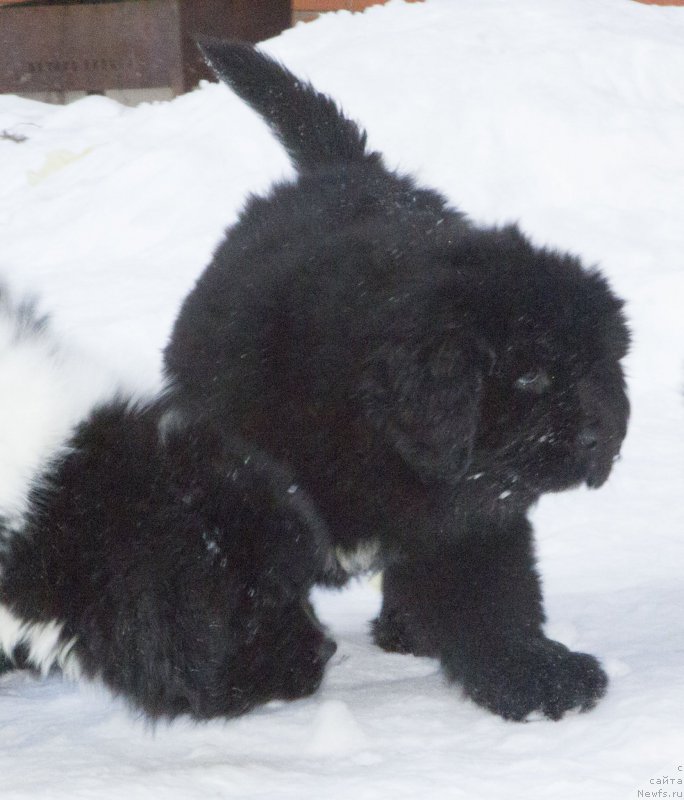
[148,412,337,717]
[464,229,631,494]
[358,225,629,495]
[170,587,336,719]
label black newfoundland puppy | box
[0,290,336,719]
[164,41,631,722]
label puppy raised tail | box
[198,37,380,173]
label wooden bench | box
[0,0,291,101]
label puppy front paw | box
[451,636,608,721]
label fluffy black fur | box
[0,359,336,719]
[164,41,630,721]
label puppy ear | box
[359,337,488,482]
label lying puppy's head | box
[360,224,629,497]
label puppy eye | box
[514,370,551,394]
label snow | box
[1,0,684,797]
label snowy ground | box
[1,0,684,797]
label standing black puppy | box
[164,41,630,721]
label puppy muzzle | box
[582,435,622,489]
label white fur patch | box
[335,540,381,575]
[0,292,119,530]
[0,603,80,678]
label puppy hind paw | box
[371,611,437,657]
[452,637,608,722]
[372,614,414,655]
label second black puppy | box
[0,290,335,720]
[165,42,630,721]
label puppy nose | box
[577,426,599,450]
[318,637,337,665]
